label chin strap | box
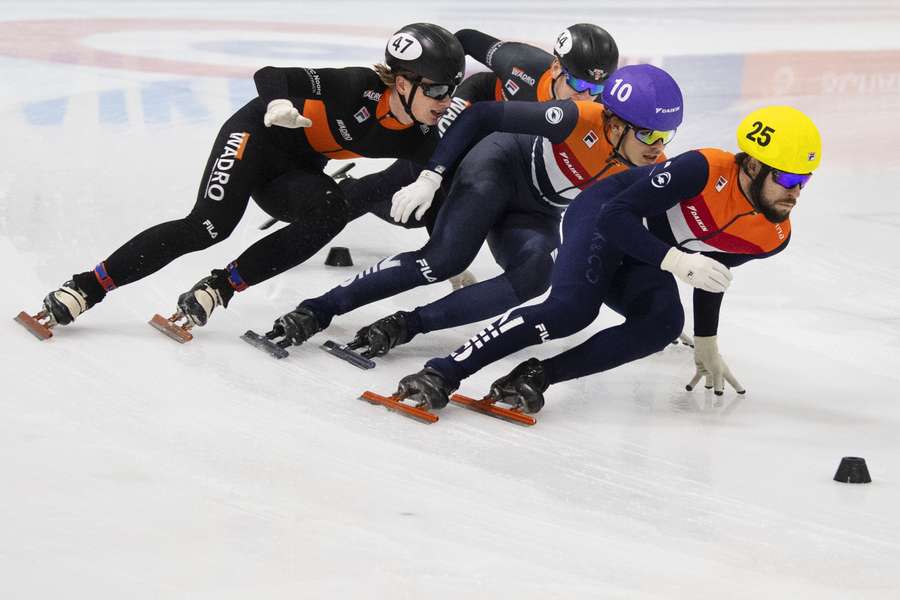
[609,123,637,168]
[397,82,425,125]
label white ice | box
[2,2,899,598]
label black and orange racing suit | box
[68,64,446,305]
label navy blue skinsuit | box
[296,95,635,340]
[424,149,790,393]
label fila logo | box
[202,219,218,239]
[451,311,525,362]
[504,79,520,96]
[715,175,728,191]
[354,106,370,123]
[582,130,599,148]
[416,258,437,282]
[535,323,549,342]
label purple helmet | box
[600,64,683,131]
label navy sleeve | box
[596,151,710,267]
[427,99,579,173]
[693,289,724,337]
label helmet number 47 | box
[392,36,414,53]
[745,120,775,146]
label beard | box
[757,201,791,223]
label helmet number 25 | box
[745,120,775,147]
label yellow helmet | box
[736,106,821,174]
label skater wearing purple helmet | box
[259,64,685,361]
[396,104,822,413]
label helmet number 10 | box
[745,120,775,147]
[608,78,632,102]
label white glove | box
[660,247,732,293]
[686,335,746,396]
[390,170,443,223]
[263,99,312,129]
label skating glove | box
[660,247,732,293]
[263,99,312,129]
[390,170,442,223]
[686,335,746,396]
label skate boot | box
[43,280,93,326]
[273,306,323,347]
[241,305,325,359]
[176,269,235,328]
[448,269,477,291]
[489,358,549,414]
[397,367,456,410]
[349,311,414,357]
[17,279,97,340]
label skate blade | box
[14,311,53,340]
[149,314,193,343]
[322,340,376,370]
[449,394,537,427]
[241,330,289,359]
[358,391,439,424]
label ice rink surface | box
[2,1,899,598]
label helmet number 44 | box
[745,120,775,146]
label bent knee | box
[544,297,599,338]
[639,301,685,351]
[508,249,554,301]
[182,216,233,249]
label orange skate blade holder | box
[14,310,54,340]
[149,313,194,343]
[450,393,537,426]
[358,390,439,424]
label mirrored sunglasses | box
[772,170,812,189]
[564,70,605,96]
[633,127,677,146]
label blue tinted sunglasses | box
[564,69,605,96]
[772,170,812,189]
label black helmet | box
[553,24,619,83]
[385,23,465,86]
